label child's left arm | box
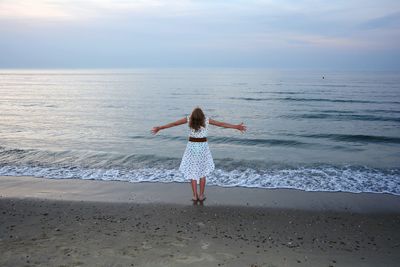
[151,117,187,134]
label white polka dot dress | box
[179,116,215,184]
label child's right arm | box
[151,117,187,135]
[209,118,247,133]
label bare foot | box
[192,194,199,201]
[198,194,206,201]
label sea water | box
[0,69,399,195]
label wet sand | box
[1,176,400,266]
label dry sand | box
[1,176,400,266]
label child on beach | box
[151,107,246,202]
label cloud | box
[0,0,170,20]
[0,0,399,69]
[360,11,400,29]
[0,0,75,20]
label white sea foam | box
[0,164,399,195]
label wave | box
[0,146,400,195]
[130,135,310,147]
[130,132,400,148]
[0,146,179,170]
[0,145,399,195]
[0,163,399,196]
[211,136,307,147]
[362,109,400,114]
[283,113,400,123]
[310,109,356,114]
[130,132,398,149]
[259,83,370,88]
[253,91,305,95]
[309,109,400,115]
[292,134,400,144]
[230,97,399,104]
[230,97,271,101]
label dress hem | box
[180,168,215,184]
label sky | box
[0,0,399,70]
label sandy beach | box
[2,0,400,266]
[1,176,400,267]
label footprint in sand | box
[175,253,215,264]
[141,242,152,250]
[201,241,210,249]
[176,236,192,241]
[196,222,205,227]
[170,242,186,247]
[215,252,237,260]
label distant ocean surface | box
[0,69,399,195]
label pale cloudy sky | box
[0,0,399,70]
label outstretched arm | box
[209,118,247,133]
[151,117,187,134]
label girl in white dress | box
[151,107,246,202]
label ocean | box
[0,69,399,195]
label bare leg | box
[191,179,198,201]
[199,177,206,201]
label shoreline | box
[1,175,400,213]
[1,175,400,266]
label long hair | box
[189,107,205,131]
